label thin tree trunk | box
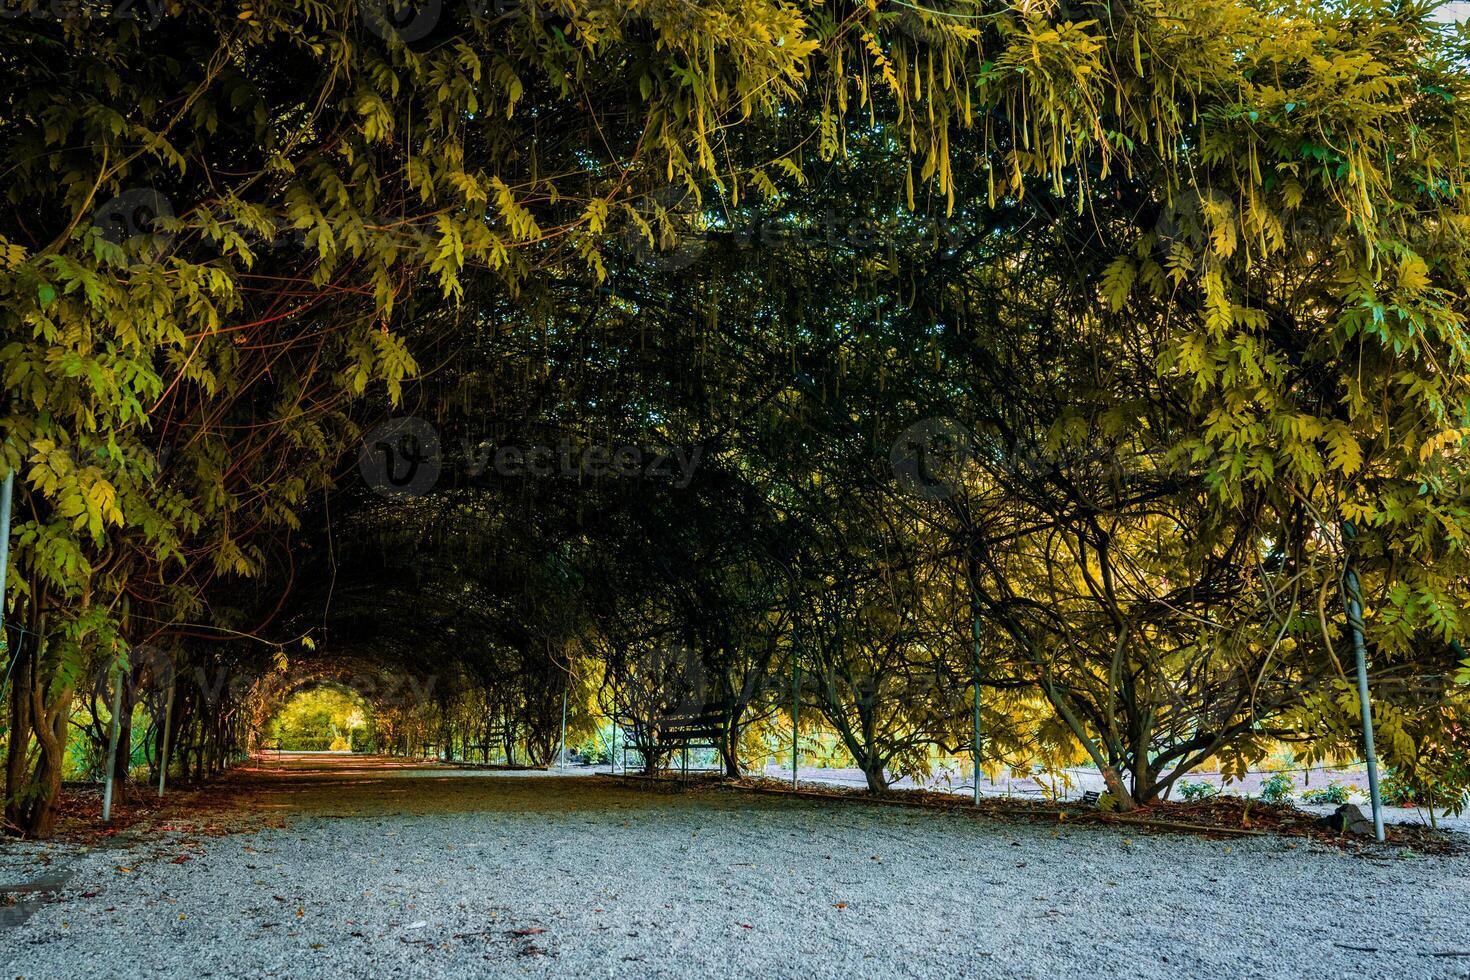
[27,690,72,838]
[721,723,743,779]
[5,609,80,839]
[111,683,134,806]
[1043,679,1137,811]
[4,626,35,833]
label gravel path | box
[757,764,1470,834]
[3,755,1469,979]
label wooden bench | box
[621,701,730,778]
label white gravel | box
[758,764,1470,835]
[2,758,1469,978]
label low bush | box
[1300,782,1350,806]
[1381,768,1419,807]
[1177,780,1218,802]
[1259,772,1294,803]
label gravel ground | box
[754,764,1470,834]
[3,755,1469,979]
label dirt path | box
[3,754,1469,978]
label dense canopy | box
[3,0,1470,836]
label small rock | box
[1318,804,1375,836]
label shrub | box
[1300,782,1350,806]
[576,737,611,765]
[1177,780,1218,802]
[1259,772,1294,803]
[1381,768,1418,807]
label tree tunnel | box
[5,0,1470,843]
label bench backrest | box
[643,701,732,741]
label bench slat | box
[648,703,728,744]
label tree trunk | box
[18,676,73,838]
[1043,679,1137,811]
[110,684,135,806]
[26,697,71,839]
[718,704,745,779]
[721,731,742,779]
[4,626,36,834]
[192,720,205,781]
[5,614,79,839]
[1130,756,1158,805]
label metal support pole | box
[791,655,800,791]
[102,667,124,823]
[972,597,982,806]
[1342,531,1385,842]
[158,678,175,797]
[558,685,569,767]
